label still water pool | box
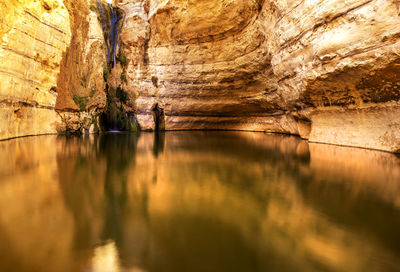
[0,131,400,272]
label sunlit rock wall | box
[1,0,400,152]
[55,0,108,133]
[116,0,293,132]
[0,0,110,138]
[266,0,400,152]
[116,0,400,152]
[0,0,71,139]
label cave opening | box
[152,103,165,131]
[100,108,138,132]
[99,85,138,132]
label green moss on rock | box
[73,94,88,111]
[116,86,128,103]
[120,68,127,83]
[103,66,110,81]
[117,52,127,67]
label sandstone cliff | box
[55,0,108,134]
[0,0,70,139]
[115,0,400,152]
[1,0,400,153]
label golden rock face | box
[119,0,400,151]
[55,0,107,112]
[0,0,71,139]
[148,0,260,45]
[1,0,400,152]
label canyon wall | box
[0,0,71,139]
[267,0,400,152]
[55,0,107,134]
[1,0,400,152]
[0,0,108,139]
[117,0,400,152]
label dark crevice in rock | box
[143,37,150,66]
[100,85,138,132]
[151,76,159,87]
[152,103,165,131]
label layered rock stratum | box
[0,0,70,139]
[1,0,400,152]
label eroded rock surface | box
[113,0,400,152]
[1,0,400,152]
[55,0,108,134]
[0,0,71,139]
[268,0,400,152]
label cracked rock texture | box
[1,0,400,152]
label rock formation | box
[0,0,70,139]
[1,0,400,152]
[55,0,108,134]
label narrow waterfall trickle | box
[96,0,138,132]
[109,3,120,67]
[97,0,120,67]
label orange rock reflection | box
[0,132,399,271]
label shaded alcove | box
[152,103,165,131]
[100,108,138,132]
[99,85,139,132]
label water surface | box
[0,131,400,272]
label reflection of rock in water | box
[153,131,165,158]
[4,131,394,272]
[55,132,400,271]
[297,143,400,255]
[0,136,77,272]
[56,133,141,255]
